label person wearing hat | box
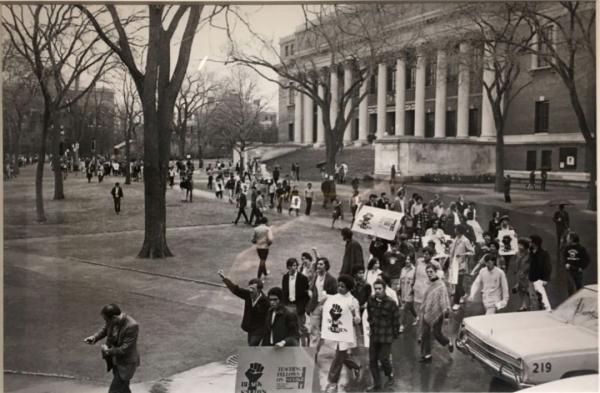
[218,270,269,346]
[323,275,362,392]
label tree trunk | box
[137,111,173,258]
[125,127,132,185]
[494,136,505,193]
[178,129,186,159]
[52,126,65,200]
[586,142,596,211]
[35,111,50,222]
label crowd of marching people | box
[215,172,591,392]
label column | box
[343,64,353,144]
[316,84,325,145]
[414,53,426,138]
[358,80,368,142]
[456,42,470,138]
[481,66,497,138]
[434,49,447,138]
[303,92,313,144]
[330,66,339,129]
[395,58,406,136]
[376,62,387,138]
[294,90,302,143]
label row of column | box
[292,44,497,144]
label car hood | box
[464,311,598,359]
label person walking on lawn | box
[553,204,570,246]
[218,270,269,346]
[252,217,273,280]
[366,279,400,391]
[110,182,124,215]
[233,187,250,225]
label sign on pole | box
[235,347,316,393]
[351,206,403,241]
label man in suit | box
[110,182,124,214]
[233,187,250,225]
[84,304,140,393]
[261,287,299,347]
[306,258,338,353]
[281,258,310,346]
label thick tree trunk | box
[35,111,50,222]
[52,127,65,200]
[137,111,173,258]
[494,137,504,193]
[586,142,596,211]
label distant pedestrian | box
[306,257,338,353]
[97,165,104,183]
[351,177,360,192]
[218,270,268,346]
[503,175,511,203]
[390,164,396,186]
[295,162,300,181]
[233,188,250,225]
[252,217,273,280]
[83,304,140,393]
[526,170,536,190]
[304,183,314,216]
[168,166,175,188]
[331,198,343,229]
[261,287,300,347]
[110,182,124,214]
[563,232,590,295]
[553,204,570,246]
[540,169,548,191]
[366,279,399,390]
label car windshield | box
[551,288,598,331]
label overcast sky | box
[188,5,305,111]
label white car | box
[456,285,598,389]
[519,374,598,392]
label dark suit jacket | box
[281,272,309,315]
[93,314,140,380]
[306,272,337,314]
[340,239,364,276]
[222,278,268,335]
[111,186,124,199]
[261,306,299,346]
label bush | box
[421,173,495,184]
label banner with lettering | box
[235,347,316,393]
[321,297,355,343]
[351,206,403,241]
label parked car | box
[456,285,598,389]
[519,374,597,392]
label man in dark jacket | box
[553,204,570,246]
[528,235,552,285]
[261,287,299,347]
[563,232,590,294]
[367,279,400,391]
[84,304,140,393]
[233,189,250,225]
[110,182,124,214]
[281,258,310,346]
[504,175,512,203]
[218,271,269,346]
[340,227,365,276]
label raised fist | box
[330,303,343,329]
[245,362,264,392]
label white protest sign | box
[290,195,301,210]
[351,206,403,241]
[497,229,518,256]
[321,296,355,343]
[235,347,316,393]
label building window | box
[405,110,415,136]
[446,110,456,137]
[406,66,416,90]
[447,61,458,83]
[425,62,436,87]
[290,44,295,55]
[369,74,377,94]
[526,150,537,171]
[425,112,435,137]
[541,150,552,170]
[559,147,577,170]
[468,108,479,136]
[534,25,554,68]
[535,100,549,132]
[288,124,294,141]
[388,67,396,93]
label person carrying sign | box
[322,275,362,393]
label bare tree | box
[225,4,421,175]
[115,69,142,185]
[2,5,113,221]
[209,68,266,172]
[173,73,215,159]
[448,3,535,192]
[517,2,596,210]
[78,5,222,258]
